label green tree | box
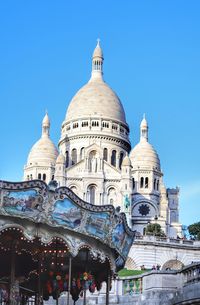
[145,223,165,237]
[188,222,200,240]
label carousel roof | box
[0,180,135,272]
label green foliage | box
[145,223,166,237]
[188,222,200,240]
[118,268,148,277]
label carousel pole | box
[67,255,72,305]
[55,240,59,305]
[37,251,42,305]
[83,251,88,305]
[9,241,16,305]
[105,271,111,305]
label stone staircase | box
[87,295,140,305]
[46,294,140,305]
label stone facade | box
[24,41,182,239]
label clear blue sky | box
[0,1,200,226]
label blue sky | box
[0,1,200,226]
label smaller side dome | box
[56,152,65,164]
[130,116,161,171]
[122,155,131,167]
[26,113,58,166]
[130,141,160,171]
[27,138,58,165]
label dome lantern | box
[91,39,104,81]
[42,112,50,138]
[140,114,148,142]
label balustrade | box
[121,277,143,295]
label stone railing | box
[182,263,200,285]
[134,235,200,246]
[118,263,200,295]
[121,276,143,295]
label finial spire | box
[90,39,104,82]
[140,115,148,142]
[42,112,50,138]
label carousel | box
[0,180,134,305]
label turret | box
[55,152,66,186]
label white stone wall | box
[126,238,200,270]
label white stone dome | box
[130,140,160,171]
[65,79,127,124]
[26,113,58,166]
[27,137,58,165]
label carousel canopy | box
[0,180,134,273]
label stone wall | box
[126,236,200,270]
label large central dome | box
[64,40,127,125]
[59,41,130,152]
[65,79,126,123]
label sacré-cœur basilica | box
[24,40,182,242]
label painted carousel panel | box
[2,189,42,219]
[52,198,82,229]
[112,223,126,247]
[85,212,110,239]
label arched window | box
[111,150,116,167]
[145,177,149,188]
[157,180,159,191]
[88,185,96,204]
[108,187,117,207]
[70,186,77,195]
[140,177,144,188]
[170,211,177,223]
[38,173,41,180]
[103,148,108,161]
[71,148,77,165]
[27,175,29,180]
[30,174,33,180]
[132,178,135,189]
[119,152,124,169]
[89,150,98,172]
[66,151,69,168]
[154,178,156,190]
[80,147,85,159]
[52,175,54,180]
[43,173,46,181]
